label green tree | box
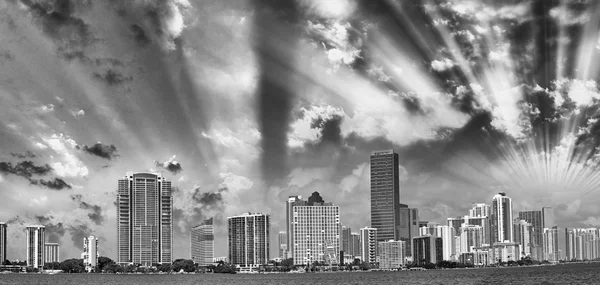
[60,259,85,273]
[97,256,114,272]
[172,259,195,273]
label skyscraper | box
[278,231,287,259]
[513,219,532,258]
[82,236,98,272]
[44,243,59,263]
[351,233,360,258]
[412,236,443,265]
[117,172,173,266]
[519,210,543,260]
[492,192,513,243]
[398,204,419,257]
[360,227,377,264]
[286,195,301,258]
[291,192,340,266]
[370,150,400,242]
[26,225,45,270]
[0,222,6,263]
[228,212,270,267]
[191,218,214,266]
[341,225,351,255]
[469,203,491,218]
[438,225,455,261]
[543,227,559,262]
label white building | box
[378,240,406,269]
[191,218,214,266]
[513,219,532,258]
[438,225,455,261]
[291,192,340,266]
[543,227,559,262]
[492,192,513,243]
[360,227,377,264]
[82,236,98,272]
[228,212,270,267]
[44,243,59,263]
[26,225,45,270]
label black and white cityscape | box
[2,0,600,282]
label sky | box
[2,0,600,261]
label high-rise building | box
[542,207,555,229]
[518,210,543,260]
[513,219,532,258]
[278,231,287,259]
[492,192,513,243]
[351,233,360,258]
[191,218,214,266]
[378,240,406,269]
[566,228,599,261]
[398,204,419,257]
[116,172,173,266]
[438,225,455,261]
[458,225,484,254]
[543,227,559,262]
[82,236,98,272]
[419,222,440,237]
[370,150,400,242]
[0,222,6,263]
[360,227,377,264]
[291,192,340,266]
[44,243,59,263]
[470,203,491,218]
[228,212,270,267]
[341,226,351,256]
[26,225,45,270]
[285,195,301,259]
[412,236,443,265]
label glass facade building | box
[0,222,6,263]
[492,193,513,243]
[370,150,400,242]
[191,218,214,266]
[228,213,270,267]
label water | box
[1,263,599,285]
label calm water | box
[1,263,600,285]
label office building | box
[360,227,377,264]
[228,212,270,267]
[513,219,532,258]
[82,236,98,272]
[351,233,361,258]
[542,227,559,262]
[518,209,544,260]
[44,243,59,263]
[419,222,440,237]
[378,240,406,269]
[398,204,419,256]
[0,222,6,263]
[370,150,400,242]
[191,218,214,266]
[285,195,301,259]
[447,215,491,245]
[278,231,287,259]
[438,225,455,261]
[116,172,173,266]
[26,225,45,270]
[492,192,513,243]
[341,226,351,256]
[291,192,340,266]
[412,236,443,265]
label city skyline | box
[3,0,600,263]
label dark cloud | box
[130,24,150,46]
[10,151,36,159]
[94,58,124,67]
[77,142,119,160]
[254,0,302,185]
[0,50,15,62]
[155,157,183,174]
[67,224,91,250]
[92,69,133,86]
[31,178,72,190]
[35,215,66,243]
[0,160,52,178]
[70,194,104,225]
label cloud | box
[92,69,132,86]
[31,177,72,190]
[77,142,119,160]
[155,155,183,174]
[0,161,52,178]
[431,58,455,71]
[10,151,36,159]
[297,0,357,20]
[70,194,103,225]
[41,134,89,177]
[37,104,55,113]
[70,109,85,117]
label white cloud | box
[288,167,334,188]
[338,163,367,193]
[431,58,455,71]
[35,142,48,149]
[38,104,54,113]
[70,109,85,117]
[288,105,345,147]
[297,0,357,20]
[549,6,590,25]
[307,21,362,70]
[41,133,89,178]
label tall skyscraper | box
[438,225,455,261]
[398,204,419,256]
[278,231,288,259]
[513,219,532,258]
[412,236,443,265]
[542,207,555,229]
[543,227,559,262]
[228,212,270,267]
[341,226,351,255]
[26,225,45,270]
[82,236,98,272]
[492,192,513,243]
[370,150,400,242]
[0,222,6,263]
[117,172,173,266]
[191,218,214,266]
[458,225,483,254]
[351,233,360,258]
[360,227,377,264]
[469,203,491,218]
[291,192,340,266]
[44,243,59,263]
[519,210,543,260]
[285,195,301,258]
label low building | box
[378,240,406,269]
[44,243,59,263]
[412,236,442,265]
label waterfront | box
[1,263,599,285]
